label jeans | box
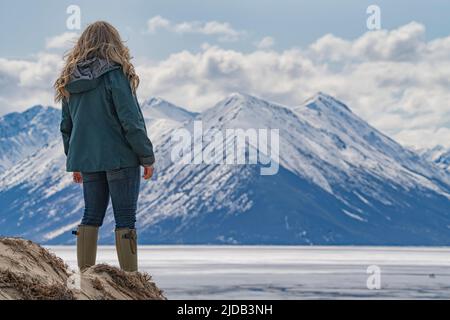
[81,167,141,229]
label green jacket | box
[60,58,155,172]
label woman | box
[54,21,155,272]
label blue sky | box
[0,0,449,148]
[1,0,450,60]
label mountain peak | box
[228,91,255,100]
[24,104,44,113]
[1,105,43,121]
[219,92,280,110]
[142,96,174,108]
[305,92,352,113]
[223,91,353,115]
[141,97,197,122]
[142,96,174,107]
[221,92,259,106]
[24,104,58,116]
[315,91,333,99]
[1,105,58,124]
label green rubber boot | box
[115,228,138,272]
[74,225,99,272]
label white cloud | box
[255,36,275,49]
[46,32,79,49]
[0,53,62,113]
[308,22,426,63]
[1,22,450,149]
[147,16,171,33]
[135,22,450,148]
[146,15,243,41]
[396,128,450,149]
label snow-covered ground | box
[48,246,450,299]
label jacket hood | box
[66,57,120,94]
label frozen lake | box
[48,246,450,299]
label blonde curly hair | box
[54,21,139,102]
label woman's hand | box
[73,172,83,184]
[143,165,154,180]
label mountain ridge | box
[0,92,450,245]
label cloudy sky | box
[1,0,449,148]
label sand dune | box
[0,237,166,300]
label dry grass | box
[0,237,68,278]
[92,264,166,300]
[0,269,74,300]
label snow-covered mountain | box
[419,145,450,173]
[141,97,198,122]
[1,93,450,245]
[0,105,60,171]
